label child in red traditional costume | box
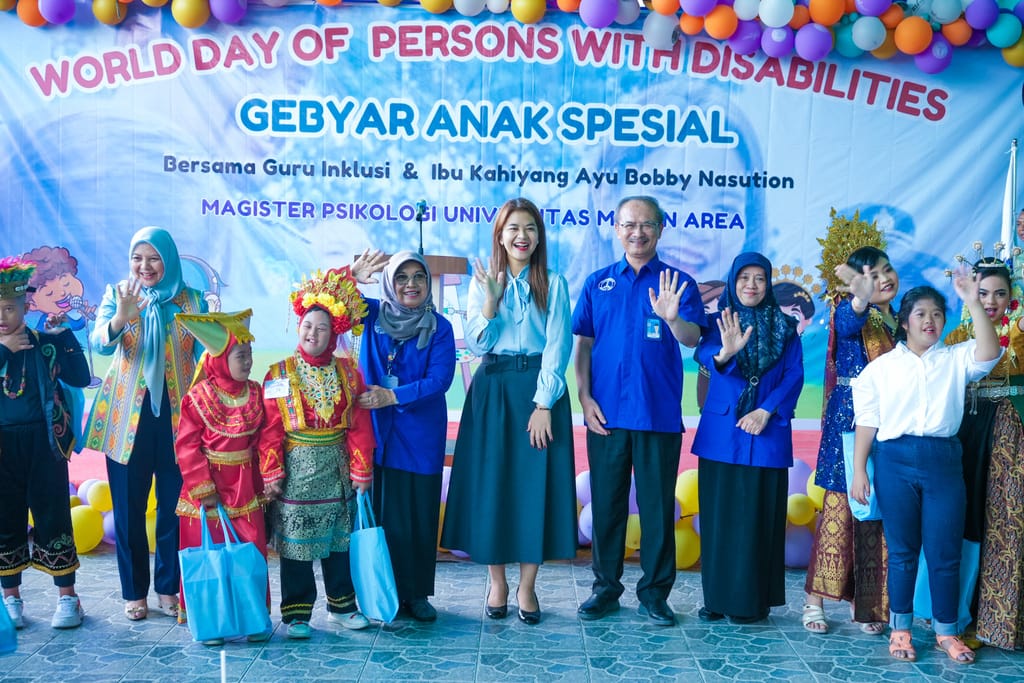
[173,309,283,644]
[260,267,375,639]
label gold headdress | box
[290,266,367,336]
[0,256,37,300]
[816,209,886,303]
[175,309,255,357]
[949,243,1023,360]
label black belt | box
[481,353,542,374]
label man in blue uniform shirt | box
[572,196,705,626]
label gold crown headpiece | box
[772,264,822,302]
[290,266,367,337]
[0,256,37,300]
[816,208,885,303]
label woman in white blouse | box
[441,197,577,626]
[851,273,1000,665]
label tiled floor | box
[1,546,1021,682]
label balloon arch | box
[7,0,1024,73]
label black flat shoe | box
[516,586,541,625]
[698,606,725,622]
[729,611,768,624]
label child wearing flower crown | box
[0,256,91,630]
[173,309,284,645]
[259,267,375,639]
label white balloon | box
[733,0,761,20]
[454,0,487,14]
[263,0,288,6]
[759,0,795,27]
[643,11,680,50]
[615,0,642,24]
[851,15,886,49]
[929,0,961,22]
[486,0,510,12]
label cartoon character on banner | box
[772,264,819,336]
[180,255,225,312]
[22,245,101,393]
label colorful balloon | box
[575,470,592,507]
[17,0,47,25]
[964,0,999,29]
[894,15,933,54]
[760,0,796,27]
[210,0,246,22]
[762,25,796,55]
[787,493,816,526]
[625,513,642,550]
[1002,31,1024,65]
[680,0,717,16]
[806,472,826,510]
[733,0,761,20]
[854,0,890,16]
[643,11,681,49]
[729,19,764,53]
[578,503,594,545]
[511,0,545,22]
[988,12,1023,47]
[675,469,699,514]
[675,519,701,569]
[704,4,740,38]
[928,0,961,24]
[38,0,75,23]
[914,33,954,72]
[808,0,844,25]
[852,15,887,50]
[580,0,618,26]
[785,524,814,568]
[170,0,209,27]
[679,12,705,34]
[615,0,641,23]
[71,505,104,554]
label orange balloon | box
[893,15,932,55]
[650,0,678,16]
[704,4,738,40]
[879,3,903,30]
[419,0,453,13]
[871,28,897,59]
[941,17,972,46]
[843,0,855,12]
[679,12,704,35]
[377,0,401,5]
[17,0,47,25]
[808,0,844,27]
[556,0,580,10]
[316,0,342,5]
[789,4,810,29]
[511,0,545,22]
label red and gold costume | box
[173,310,283,621]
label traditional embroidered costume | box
[173,310,283,623]
[0,257,90,600]
[261,267,375,628]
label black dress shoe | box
[729,611,768,624]
[516,586,541,625]
[698,606,725,622]
[638,599,676,626]
[405,598,437,623]
[485,583,509,619]
[578,592,620,621]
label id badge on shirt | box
[381,374,399,389]
[645,316,662,341]
[263,378,289,399]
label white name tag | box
[263,378,289,399]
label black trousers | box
[586,428,681,603]
[372,466,442,601]
[279,551,357,623]
[0,422,78,588]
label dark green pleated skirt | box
[440,360,578,565]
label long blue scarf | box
[129,227,185,417]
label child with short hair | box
[0,256,91,629]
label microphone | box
[414,200,427,222]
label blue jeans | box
[874,435,965,637]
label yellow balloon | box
[1003,34,1024,68]
[141,0,169,6]
[510,0,545,23]
[805,473,825,510]
[675,469,699,514]
[92,0,127,25]
[146,511,157,553]
[437,501,447,550]
[147,479,158,513]
[871,30,898,60]
[171,0,209,28]
[28,510,34,528]
[71,505,104,554]
[805,511,819,533]
[674,519,701,569]
[419,0,453,13]
[87,481,114,513]
[0,0,16,10]
[70,495,82,508]
[377,0,401,5]
[787,493,815,526]
[625,513,642,550]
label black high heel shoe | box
[516,586,541,625]
[485,582,508,619]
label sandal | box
[936,635,976,664]
[156,599,179,619]
[888,629,916,661]
[859,621,886,635]
[124,601,148,621]
[801,604,828,634]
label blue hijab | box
[718,251,797,415]
[129,227,185,416]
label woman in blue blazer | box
[691,252,804,623]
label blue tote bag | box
[0,590,15,655]
[841,431,881,521]
[178,504,272,642]
[350,490,400,624]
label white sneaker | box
[327,610,370,630]
[4,596,24,629]
[51,595,84,629]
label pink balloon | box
[579,0,618,28]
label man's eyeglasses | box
[394,273,428,286]
[617,221,660,232]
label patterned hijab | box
[129,227,186,416]
[378,251,436,350]
[718,252,797,415]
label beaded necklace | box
[2,356,26,399]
